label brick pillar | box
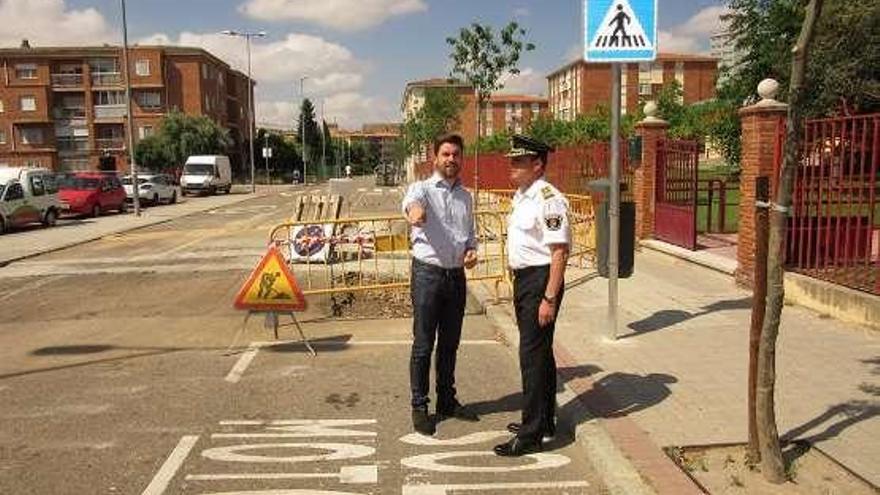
[633,104,668,240]
[735,80,788,287]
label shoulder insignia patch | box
[541,186,555,199]
[545,215,563,231]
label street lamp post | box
[298,76,308,184]
[120,0,140,216]
[221,29,266,193]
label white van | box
[179,155,232,196]
[0,167,62,234]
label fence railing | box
[93,104,127,119]
[91,72,122,86]
[56,137,90,152]
[50,73,84,87]
[775,113,880,295]
[53,107,86,120]
[95,138,125,150]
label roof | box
[0,44,251,82]
[405,77,472,89]
[546,52,720,79]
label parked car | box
[180,155,232,196]
[0,167,62,234]
[58,172,127,217]
[122,173,180,205]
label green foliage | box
[134,110,231,171]
[446,22,535,102]
[296,99,322,167]
[401,87,466,155]
[256,128,302,182]
[348,140,382,175]
[472,130,513,154]
[523,108,638,149]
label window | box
[0,130,6,144]
[21,128,44,145]
[15,63,38,79]
[136,91,161,109]
[0,99,4,113]
[135,59,150,76]
[202,64,208,80]
[639,83,652,96]
[30,175,45,196]
[95,90,125,105]
[20,96,36,112]
[89,58,118,73]
[139,125,154,139]
[6,183,24,201]
[531,103,540,114]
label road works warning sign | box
[584,0,657,62]
[234,246,307,312]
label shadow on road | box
[623,296,753,338]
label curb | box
[469,281,700,495]
[0,192,266,267]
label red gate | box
[654,139,699,250]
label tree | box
[754,0,824,483]
[401,87,466,157]
[296,98,322,175]
[133,111,231,172]
[256,128,301,183]
[447,21,534,190]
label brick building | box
[547,53,718,120]
[0,42,253,173]
[330,122,402,166]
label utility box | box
[627,136,643,168]
[588,179,635,278]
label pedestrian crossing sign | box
[584,0,657,62]
[234,246,307,312]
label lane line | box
[140,435,199,495]
[252,339,501,348]
[225,345,260,383]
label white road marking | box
[141,435,199,495]
[252,339,500,348]
[400,452,570,473]
[201,443,375,463]
[186,465,377,484]
[199,490,362,495]
[0,275,64,302]
[215,419,377,438]
[402,481,591,494]
[399,431,508,446]
[224,345,260,383]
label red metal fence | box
[775,113,880,295]
[417,141,633,198]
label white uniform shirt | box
[507,178,571,270]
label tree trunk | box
[748,176,771,465]
[474,89,482,203]
[757,0,824,484]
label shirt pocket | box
[513,204,538,231]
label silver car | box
[122,174,180,205]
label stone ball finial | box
[644,101,658,118]
[758,78,780,102]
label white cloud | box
[141,32,365,92]
[498,68,546,96]
[0,0,116,47]
[239,0,428,31]
[659,5,730,54]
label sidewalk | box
[474,249,879,493]
[0,189,266,266]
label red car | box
[58,172,128,217]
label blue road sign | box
[583,0,658,62]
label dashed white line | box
[140,435,199,495]
[225,344,260,383]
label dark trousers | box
[410,258,467,409]
[513,265,564,442]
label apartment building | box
[0,42,253,172]
[710,30,744,82]
[479,95,549,137]
[331,122,402,166]
[547,53,718,120]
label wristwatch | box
[542,294,556,305]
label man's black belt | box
[413,258,464,274]
[511,264,550,277]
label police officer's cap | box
[505,134,555,160]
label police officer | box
[494,135,570,457]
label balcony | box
[93,104,127,120]
[95,137,125,150]
[53,107,87,120]
[51,73,84,88]
[56,137,90,153]
[91,72,122,87]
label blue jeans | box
[409,259,466,409]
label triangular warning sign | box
[590,0,654,50]
[234,246,307,312]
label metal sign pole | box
[608,62,621,340]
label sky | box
[0,0,728,129]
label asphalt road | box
[0,183,607,494]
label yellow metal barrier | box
[268,210,509,298]
[267,190,595,299]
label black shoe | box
[493,437,542,457]
[506,422,556,442]
[412,408,435,436]
[437,399,479,422]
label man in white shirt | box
[402,133,479,436]
[495,135,570,457]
